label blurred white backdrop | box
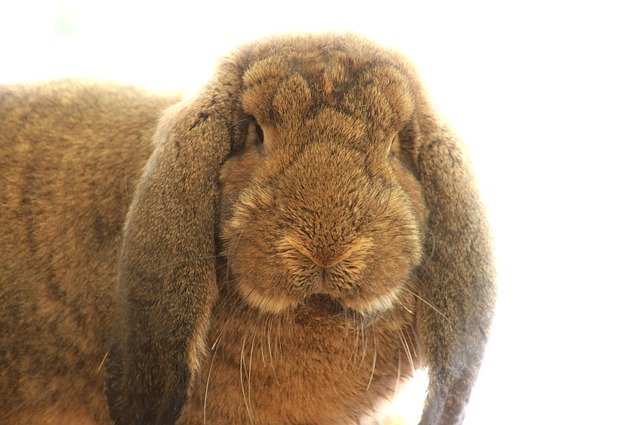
[2,1,639,424]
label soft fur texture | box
[0,34,495,425]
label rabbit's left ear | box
[403,79,496,424]
[105,76,239,425]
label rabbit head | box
[218,39,429,320]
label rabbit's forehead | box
[240,49,415,140]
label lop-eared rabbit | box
[0,34,495,425]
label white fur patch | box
[237,283,298,314]
[360,368,429,425]
[346,286,403,316]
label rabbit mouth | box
[237,282,401,320]
[238,286,350,316]
[303,290,403,321]
[303,294,346,315]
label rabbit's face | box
[218,45,428,319]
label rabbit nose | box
[303,250,340,269]
[283,235,341,269]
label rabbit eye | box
[388,133,401,158]
[247,120,265,151]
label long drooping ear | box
[408,89,496,424]
[104,73,240,424]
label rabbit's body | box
[0,81,175,424]
[0,34,495,425]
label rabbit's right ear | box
[105,73,240,424]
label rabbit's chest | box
[187,309,418,425]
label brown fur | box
[0,34,495,425]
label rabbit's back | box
[0,81,176,423]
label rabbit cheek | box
[218,162,292,314]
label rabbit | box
[0,33,495,425]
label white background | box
[2,1,639,424]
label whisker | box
[266,316,281,386]
[97,351,108,372]
[407,287,453,328]
[205,293,245,422]
[248,334,256,416]
[276,317,283,361]
[259,328,267,368]
[359,323,368,368]
[394,346,403,398]
[203,355,215,425]
[342,309,352,338]
[211,294,243,352]
[349,315,361,368]
[239,333,254,423]
[367,326,378,390]
[408,323,423,365]
[398,330,415,372]
[397,298,414,315]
